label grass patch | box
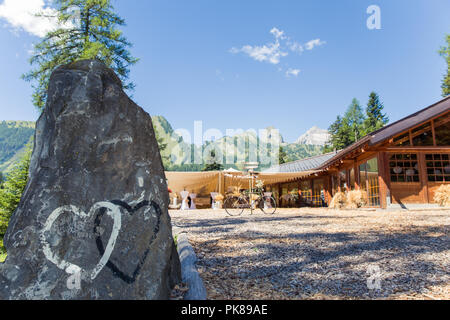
[0,252,6,263]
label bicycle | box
[223,190,277,216]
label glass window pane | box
[367,157,378,173]
[412,122,434,146]
[434,113,450,146]
[425,154,450,182]
[359,163,367,190]
[393,132,410,146]
[389,153,419,183]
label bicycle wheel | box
[224,196,247,216]
[259,196,277,214]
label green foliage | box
[324,115,352,152]
[155,128,170,168]
[363,92,389,135]
[0,121,35,166]
[0,241,6,262]
[202,150,224,171]
[439,34,450,97]
[325,93,389,152]
[151,116,324,171]
[166,164,205,171]
[0,145,32,255]
[345,98,365,142]
[23,0,138,110]
[278,145,288,164]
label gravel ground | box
[170,208,450,300]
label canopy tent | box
[165,171,220,195]
[165,169,319,195]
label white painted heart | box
[40,201,122,281]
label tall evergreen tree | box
[438,34,450,97]
[325,115,347,152]
[23,0,138,110]
[363,92,389,135]
[344,98,365,143]
[278,145,288,164]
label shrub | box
[329,192,347,209]
[433,184,450,207]
[346,190,368,209]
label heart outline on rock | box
[94,200,161,284]
[40,201,122,281]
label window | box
[389,153,419,182]
[434,113,450,146]
[411,122,434,146]
[426,154,450,182]
[359,163,367,191]
[312,179,325,207]
[359,157,380,206]
[299,180,312,205]
[393,132,411,146]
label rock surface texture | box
[0,60,181,300]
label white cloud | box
[230,28,288,65]
[0,0,67,37]
[230,28,325,76]
[270,27,285,40]
[232,41,287,65]
[285,68,301,77]
[287,41,304,54]
[304,39,326,50]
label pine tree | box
[278,145,288,164]
[363,92,389,135]
[0,146,31,253]
[23,0,138,110]
[344,98,365,143]
[325,116,343,152]
[438,34,450,97]
[202,150,224,171]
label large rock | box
[0,60,181,299]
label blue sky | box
[0,0,449,143]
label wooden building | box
[265,96,450,208]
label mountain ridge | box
[0,117,328,174]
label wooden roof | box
[319,96,450,170]
[263,152,337,173]
[369,96,450,146]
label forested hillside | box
[0,121,35,174]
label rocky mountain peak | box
[295,126,330,146]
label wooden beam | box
[418,153,429,203]
[383,147,450,152]
[377,151,389,209]
[431,119,436,146]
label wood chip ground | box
[170,208,449,300]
